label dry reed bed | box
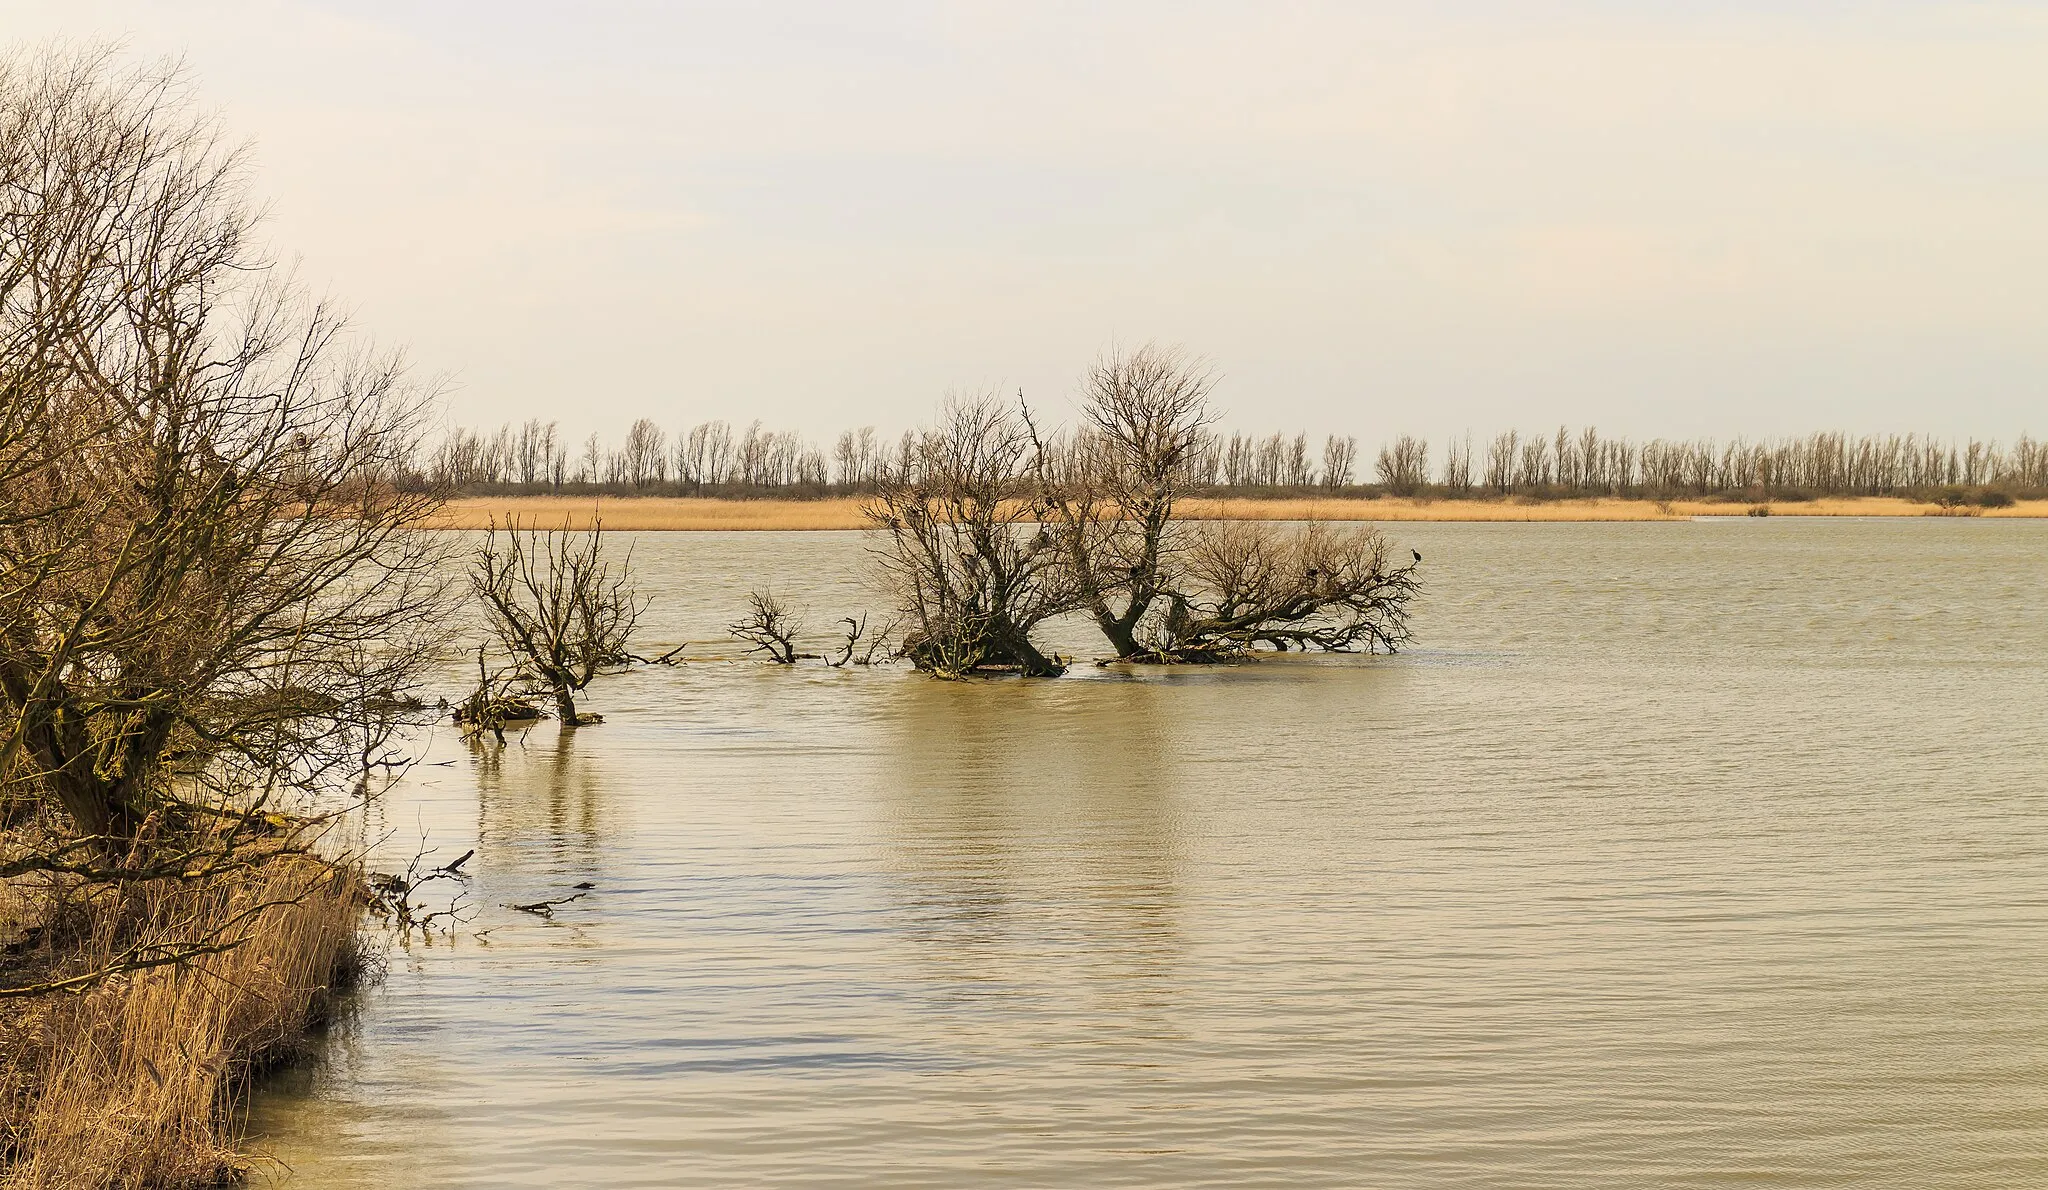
[0,849,365,1189]
[427,494,2048,531]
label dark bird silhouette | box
[1411,549,1423,564]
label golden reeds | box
[0,852,365,1189]
[425,494,2048,532]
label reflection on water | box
[880,680,1187,1025]
[249,521,2048,1188]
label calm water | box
[250,519,2048,1188]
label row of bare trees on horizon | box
[418,415,2048,503]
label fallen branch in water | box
[368,840,476,935]
[506,892,586,917]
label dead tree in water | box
[824,615,889,666]
[1030,343,1215,660]
[730,592,813,663]
[1034,343,1421,662]
[470,521,644,724]
[452,644,545,742]
[866,395,1075,677]
[1153,521,1419,659]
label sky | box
[5,1,2045,450]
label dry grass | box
[426,496,871,531]
[428,493,2048,531]
[0,849,365,1189]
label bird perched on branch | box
[1411,549,1423,563]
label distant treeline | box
[410,417,2048,500]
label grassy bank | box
[427,493,2048,531]
[0,846,366,1188]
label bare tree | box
[1152,521,1420,658]
[866,395,1074,677]
[1375,435,1430,495]
[0,48,454,850]
[730,591,811,663]
[1031,344,1216,661]
[1321,435,1358,489]
[622,417,667,487]
[1485,430,1519,493]
[1034,344,1421,663]
[1442,432,1475,495]
[470,521,645,725]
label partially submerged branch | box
[730,592,814,663]
[1146,521,1420,660]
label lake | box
[249,518,2048,1188]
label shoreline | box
[424,494,2048,531]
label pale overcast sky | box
[6,2,2045,448]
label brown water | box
[250,520,2048,1188]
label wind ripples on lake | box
[251,519,2048,1188]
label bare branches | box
[470,519,645,725]
[865,394,1076,678]
[824,615,890,667]
[452,644,546,743]
[1157,521,1420,658]
[0,48,457,848]
[367,843,473,936]
[1029,343,1422,664]
[0,48,457,1008]
[1030,343,1215,661]
[730,591,812,663]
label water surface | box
[252,520,2048,1188]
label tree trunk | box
[20,709,149,841]
[997,628,1066,678]
[1095,607,1142,659]
[552,686,580,726]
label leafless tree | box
[1485,430,1519,493]
[1442,432,1475,495]
[1321,435,1358,489]
[1375,435,1430,495]
[622,417,667,487]
[0,47,455,851]
[866,395,1074,677]
[730,591,812,663]
[470,521,645,724]
[1033,344,1421,663]
[1030,344,1216,661]
[1150,521,1420,658]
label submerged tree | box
[1150,521,1420,658]
[867,395,1075,677]
[470,521,645,725]
[730,591,810,663]
[1034,343,1421,662]
[1030,343,1216,660]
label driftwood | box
[506,892,586,917]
